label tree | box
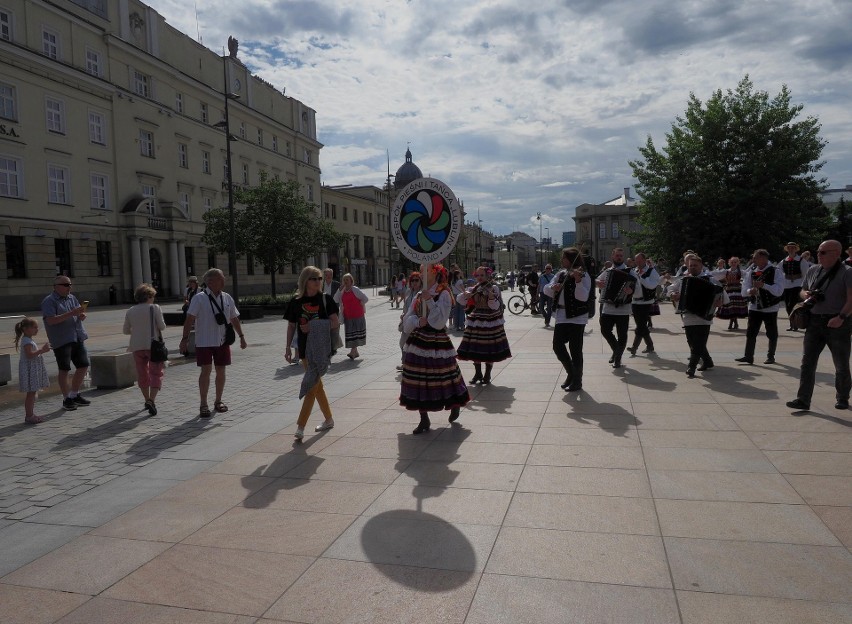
[203,172,349,297]
[829,197,852,248]
[629,76,830,266]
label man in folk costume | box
[595,248,635,368]
[627,253,660,356]
[735,249,785,365]
[780,242,811,332]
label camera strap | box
[207,292,228,323]
[809,261,842,294]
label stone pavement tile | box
[206,451,313,478]
[432,409,544,428]
[639,430,758,449]
[633,411,739,431]
[666,537,852,602]
[1,534,171,594]
[517,465,651,497]
[470,399,548,416]
[643,447,777,472]
[318,435,430,459]
[394,460,523,491]
[242,478,385,514]
[162,431,270,461]
[264,558,478,624]
[102,544,313,617]
[361,484,513,525]
[0,584,90,624]
[540,411,637,430]
[226,411,297,434]
[153,473,273,509]
[243,432,338,454]
[812,506,852,549]
[6,505,50,520]
[648,470,804,503]
[504,492,659,535]
[747,431,852,452]
[655,499,841,545]
[534,426,639,446]
[0,456,29,471]
[323,512,498,571]
[486,526,671,588]
[630,390,717,404]
[281,454,404,484]
[546,400,633,415]
[55,597,256,623]
[786,474,852,506]
[183,506,356,556]
[676,590,852,624]
[466,574,679,624]
[417,440,531,464]
[434,423,539,444]
[127,457,217,480]
[329,395,398,411]
[89,500,227,542]
[765,450,852,476]
[344,420,444,440]
[527,443,645,469]
[729,413,852,433]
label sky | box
[146,0,852,241]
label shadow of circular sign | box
[360,509,477,591]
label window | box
[324,202,329,218]
[54,239,72,276]
[242,163,249,184]
[257,128,263,146]
[139,129,154,157]
[179,192,190,216]
[46,97,65,134]
[184,246,194,275]
[307,184,313,202]
[178,143,188,168]
[5,235,25,278]
[353,209,358,224]
[202,150,210,174]
[598,222,607,239]
[331,204,336,219]
[343,206,348,221]
[368,213,373,226]
[0,9,12,41]
[48,165,69,203]
[96,241,111,276]
[611,222,619,239]
[0,156,21,197]
[42,28,59,59]
[207,248,216,270]
[202,196,212,213]
[133,70,149,97]
[272,136,278,152]
[85,49,101,76]
[353,235,360,257]
[0,82,16,120]
[141,183,156,214]
[175,92,183,113]
[286,141,291,157]
[364,236,374,261]
[90,173,108,209]
[238,122,246,139]
[200,102,208,124]
[88,110,105,144]
[304,149,312,164]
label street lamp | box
[386,156,395,288]
[545,227,550,264]
[536,212,543,267]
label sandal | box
[199,405,212,418]
[214,401,229,413]
[24,415,45,424]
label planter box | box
[0,354,10,386]
[238,307,265,320]
[163,312,186,326]
[90,351,136,389]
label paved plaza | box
[0,295,850,623]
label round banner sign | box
[391,177,462,263]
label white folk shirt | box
[741,262,785,313]
[667,271,727,327]
[631,265,660,305]
[780,255,811,289]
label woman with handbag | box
[334,273,369,359]
[123,283,167,415]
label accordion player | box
[601,269,636,307]
[676,276,724,320]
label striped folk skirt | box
[457,307,512,362]
[400,326,470,412]
[716,285,748,319]
[344,316,367,347]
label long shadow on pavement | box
[241,433,329,508]
[51,410,150,451]
[123,419,222,464]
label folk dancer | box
[400,264,470,434]
[781,242,811,332]
[786,240,852,411]
[456,267,512,385]
[544,247,591,391]
[595,248,635,368]
[714,257,749,330]
[735,249,784,364]
[668,255,726,378]
[627,253,659,356]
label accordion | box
[601,269,636,306]
[677,276,722,320]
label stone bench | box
[0,354,10,386]
[90,351,136,389]
[163,312,187,326]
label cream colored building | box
[573,187,640,264]
[0,0,321,311]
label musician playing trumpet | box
[595,248,635,368]
[544,247,591,391]
[736,249,785,365]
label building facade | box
[573,187,640,264]
[0,0,321,311]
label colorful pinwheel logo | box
[399,190,452,253]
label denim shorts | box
[52,341,90,371]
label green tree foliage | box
[829,197,852,248]
[203,172,349,296]
[629,76,830,266]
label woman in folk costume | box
[399,264,470,434]
[456,266,512,384]
[714,256,749,330]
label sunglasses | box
[817,250,835,255]
[56,283,72,287]
[308,276,323,281]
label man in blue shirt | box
[41,277,91,411]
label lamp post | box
[545,227,550,264]
[386,158,395,288]
[536,212,542,267]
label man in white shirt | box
[736,249,785,364]
[627,253,660,356]
[780,242,811,332]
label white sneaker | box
[315,419,334,432]
[294,427,305,440]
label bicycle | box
[507,292,531,315]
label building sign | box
[351,258,367,265]
[0,125,20,138]
[391,177,461,263]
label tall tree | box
[203,172,349,297]
[829,196,852,248]
[629,76,830,266]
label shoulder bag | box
[208,293,236,346]
[789,263,841,330]
[149,306,169,362]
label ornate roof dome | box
[394,148,423,189]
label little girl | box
[15,317,51,424]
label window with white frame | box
[1,9,13,41]
[203,196,212,213]
[178,143,188,168]
[599,222,607,240]
[0,82,16,120]
[307,184,314,202]
[238,121,246,139]
[139,129,154,157]
[611,222,619,239]
[242,162,249,184]
[201,150,210,174]
[304,149,312,164]
[257,128,263,146]
[179,191,190,216]
[272,135,278,152]
[42,28,59,59]
[88,110,105,145]
[286,141,291,157]
[175,92,183,113]
[48,164,69,204]
[132,70,149,97]
[85,49,101,76]
[90,172,108,209]
[200,102,208,124]
[141,183,156,214]
[45,97,65,134]
[0,156,22,198]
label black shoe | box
[566,383,583,392]
[413,420,431,435]
[72,394,91,406]
[560,375,572,390]
[612,361,622,369]
[145,400,157,416]
[642,347,655,353]
[764,357,776,365]
[735,357,754,364]
[697,363,714,371]
[481,374,491,385]
[836,400,849,410]
[62,397,77,411]
[469,374,483,384]
[608,355,614,363]
[786,399,810,410]
[786,327,798,332]
[448,407,460,422]
[686,368,696,378]
[627,346,638,356]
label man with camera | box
[786,240,852,411]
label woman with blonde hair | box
[284,266,340,440]
[334,273,369,359]
[123,283,167,415]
